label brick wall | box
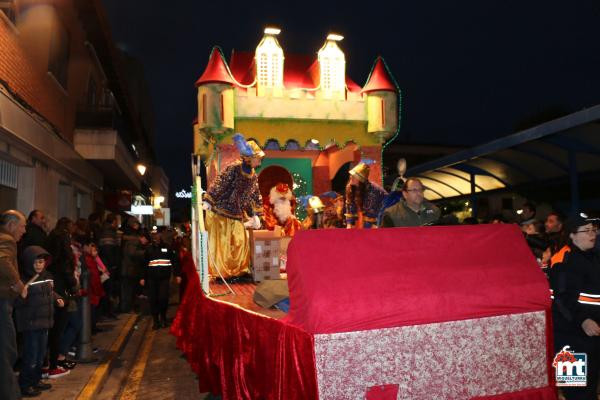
[0,2,95,143]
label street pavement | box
[38,292,207,400]
[115,307,205,400]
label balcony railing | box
[75,106,118,129]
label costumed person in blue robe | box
[202,133,264,279]
[344,160,387,229]
[377,158,407,226]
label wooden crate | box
[251,228,282,281]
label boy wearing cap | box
[344,160,387,229]
[202,133,264,279]
[15,246,65,397]
[550,215,600,399]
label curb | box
[76,313,140,400]
[119,321,156,400]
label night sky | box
[102,0,600,220]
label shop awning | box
[406,105,600,208]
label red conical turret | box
[195,47,236,87]
[361,57,396,93]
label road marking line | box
[77,314,138,400]
[120,323,156,400]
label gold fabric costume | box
[205,210,250,279]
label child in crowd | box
[15,246,65,397]
[82,239,106,332]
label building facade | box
[0,0,166,225]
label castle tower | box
[195,47,236,142]
[362,57,398,144]
[317,34,346,100]
[255,28,285,97]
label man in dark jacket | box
[0,210,27,400]
[15,246,65,396]
[44,217,77,378]
[381,178,440,227]
[98,213,120,317]
[120,218,147,313]
[545,211,566,255]
[20,210,48,250]
[140,232,181,329]
[550,216,600,399]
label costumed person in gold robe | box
[344,160,388,229]
[263,183,302,236]
[202,133,264,279]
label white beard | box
[273,198,292,224]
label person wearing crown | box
[344,160,388,229]
[202,133,264,279]
[263,183,302,236]
[301,196,326,230]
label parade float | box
[192,27,399,206]
[172,28,556,399]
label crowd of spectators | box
[0,209,184,399]
[1,186,599,399]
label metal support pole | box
[568,150,580,216]
[470,173,478,219]
[77,262,97,363]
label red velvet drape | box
[170,267,318,400]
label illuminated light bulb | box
[154,196,165,208]
[327,33,344,41]
[264,27,281,35]
[137,164,146,176]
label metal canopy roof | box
[406,105,600,202]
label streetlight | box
[137,164,146,176]
[154,196,165,209]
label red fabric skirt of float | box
[170,268,318,400]
[171,225,558,399]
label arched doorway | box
[331,162,351,194]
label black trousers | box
[0,299,20,400]
[554,330,600,400]
[48,306,69,369]
[147,277,170,319]
[120,276,142,313]
[19,329,47,390]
